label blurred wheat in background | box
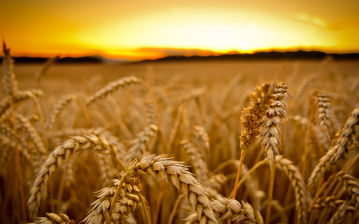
[1,42,359,224]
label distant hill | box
[1,50,359,64]
[134,50,359,63]
[0,56,103,64]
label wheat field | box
[1,44,359,224]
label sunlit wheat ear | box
[260,82,288,224]
[132,154,218,224]
[27,134,110,219]
[233,83,272,198]
[86,76,143,106]
[16,114,47,154]
[240,83,272,155]
[46,94,76,130]
[308,106,359,191]
[181,139,209,182]
[2,42,18,97]
[260,82,288,163]
[311,91,333,132]
[28,212,73,224]
[83,176,142,224]
[124,124,158,162]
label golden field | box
[1,52,359,224]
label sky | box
[1,0,359,60]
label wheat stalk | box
[35,55,60,83]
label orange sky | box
[1,0,359,60]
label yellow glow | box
[1,1,358,60]
[70,8,344,58]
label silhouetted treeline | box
[135,50,359,63]
[1,50,359,64]
[0,56,102,64]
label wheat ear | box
[86,76,142,106]
[185,196,260,224]
[16,114,47,154]
[27,134,110,219]
[133,154,218,224]
[314,91,332,131]
[260,82,288,163]
[232,83,272,198]
[28,212,73,224]
[313,196,344,208]
[260,83,288,224]
[2,42,18,97]
[308,106,359,190]
[0,89,43,120]
[275,155,310,224]
[46,95,76,130]
[329,201,355,224]
[181,139,209,182]
[83,176,142,224]
[336,171,359,206]
[124,124,158,162]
